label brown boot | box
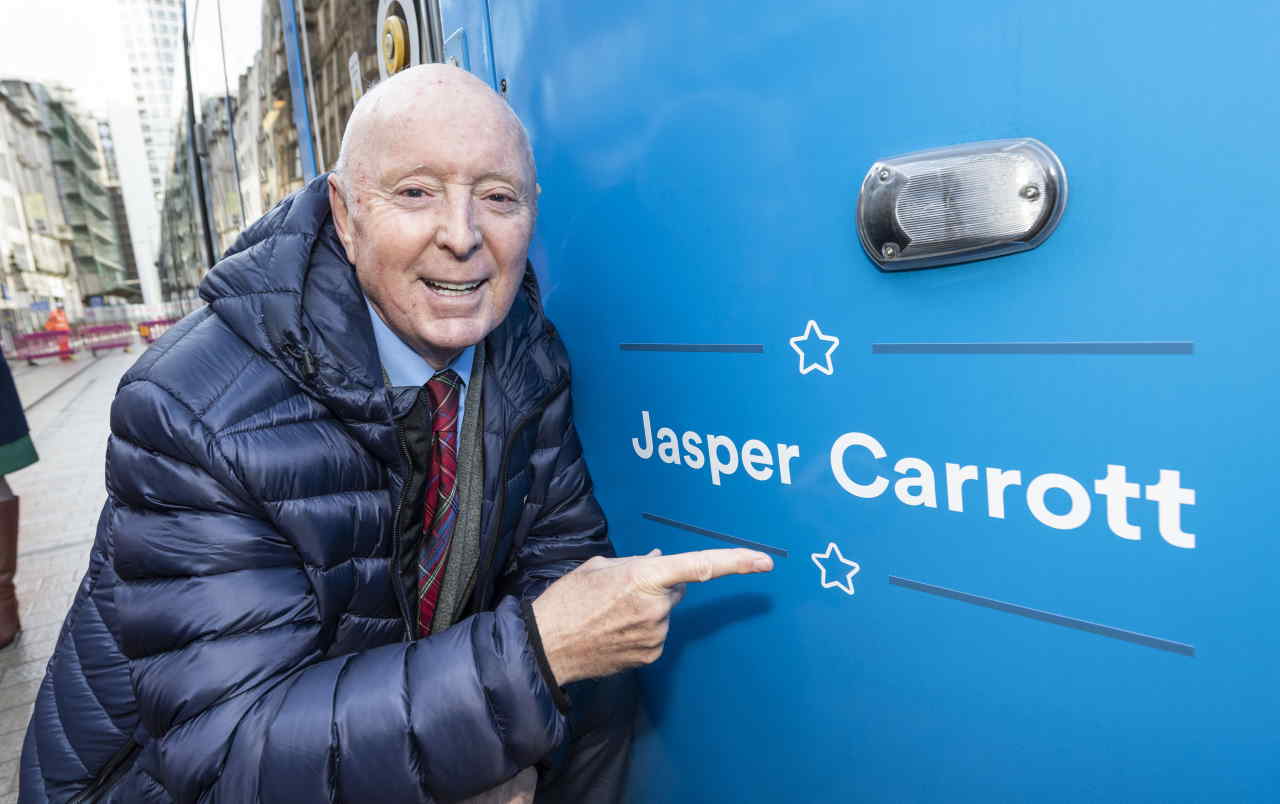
[0,495,19,649]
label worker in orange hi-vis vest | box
[44,307,72,361]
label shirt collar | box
[365,298,475,389]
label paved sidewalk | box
[0,350,137,802]
[5,338,140,412]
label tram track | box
[20,355,105,413]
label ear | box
[328,174,356,263]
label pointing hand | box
[530,548,774,685]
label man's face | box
[330,83,535,369]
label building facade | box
[234,55,264,229]
[0,81,81,341]
[156,97,205,303]
[202,94,244,255]
[95,118,142,298]
[301,0,381,172]
[39,86,129,304]
[110,0,189,307]
[258,0,306,213]
[115,0,185,206]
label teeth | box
[425,279,483,296]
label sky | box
[0,0,263,117]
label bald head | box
[326,62,539,371]
[332,63,534,202]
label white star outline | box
[811,541,860,596]
[789,320,840,376]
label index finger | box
[644,548,774,588]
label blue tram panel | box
[443,0,1280,800]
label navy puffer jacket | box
[19,175,613,802]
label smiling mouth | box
[423,278,487,297]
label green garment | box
[0,432,38,476]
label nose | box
[434,187,482,258]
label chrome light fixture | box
[857,138,1068,271]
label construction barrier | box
[138,318,178,344]
[79,323,135,356]
[14,329,76,362]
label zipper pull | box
[281,338,318,380]
[299,347,316,379]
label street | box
[0,350,136,802]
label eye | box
[400,187,429,199]
[484,191,516,204]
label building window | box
[2,196,20,228]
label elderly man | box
[20,64,771,803]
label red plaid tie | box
[417,369,461,637]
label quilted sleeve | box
[498,380,615,604]
[108,378,567,803]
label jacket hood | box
[199,174,564,426]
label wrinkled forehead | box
[350,83,533,189]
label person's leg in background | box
[1,476,20,648]
[1,352,38,649]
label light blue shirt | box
[366,300,475,429]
